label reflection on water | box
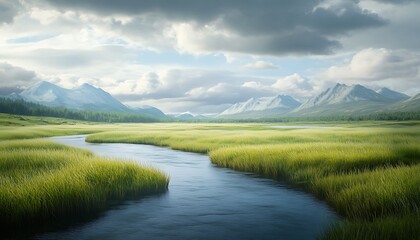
[37,135,339,240]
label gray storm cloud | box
[0,0,21,24]
[37,0,385,55]
[0,0,419,113]
[0,62,39,95]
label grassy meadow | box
[85,122,420,240]
[1,113,419,239]
[0,114,169,235]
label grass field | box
[85,122,420,240]
[0,116,169,235]
[1,113,419,239]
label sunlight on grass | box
[85,122,420,240]
[1,114,419,239]
[0,139,169,231]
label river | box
[36,135,339,240]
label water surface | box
[38,135,339,240]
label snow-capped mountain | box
[173,113,195,119]
[3,81,417,119]
[291,83,412,116]
[217,83,416,118]
[168,112,208,119]
[19,81,129,112]
[296,83,387,111]
[12,81,166,117]
[220,95,301,116]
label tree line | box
[178,112,420,123]
[0,98,162,123]
[1,97,419,123]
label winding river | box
[36,135,339,240]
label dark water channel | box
[36,135,339,240]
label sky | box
[0,0,419,114]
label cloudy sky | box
[0,0,419,114]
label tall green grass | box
[85,122,420,239]
[209,145,420,218]
[2,114,419,239]
[0,113,88,126]
[0,139,169,232]
[0,126,102,141]
[322,215,420,240]
[86,125,420,152]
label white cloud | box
[0,1,418,113]
[326,48,420,81]
[242,81,268,89]
[272,74,316,99]
[29,7,62,25]
[324,48,420,95]
[244,61,277,70]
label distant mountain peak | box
[169,112,207,119]
[379,87,391,91]
[36,80,53,85]
[3,92,23,100]
[15,81,166,117]
[296,83,389,111]
[331,83,349,89]
[220,95,301,116]
[30,80,59,90]
[289,83,415,117]
[79,83,96,89]
[128,105,166,117]
[377,87,410,101]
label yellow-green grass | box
[86,124,420,153]
[2,114,419,239]
[210,146,420,238]
[0,113,92,126]
[0,139,169,232]
[85,122,420,239]
[0,126,93,141]
[0,121,134,141]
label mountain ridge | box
[220,95,301,117]
[290,83,415,117]
[377,87,410,101]
[220,83,417,118]
[3,81,417,119]
[7,81,167,118]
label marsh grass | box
[0,113,87,126]
[0,139,169,232]
[209,145,420,218]
[85,122,420,239]
[322,215,420,240]
[0,126,101,141]
[1,114,419,239]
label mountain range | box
[220,95,301,117]
[4,81,166,118]
[2,81,419,119]
[219,83,419,118]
